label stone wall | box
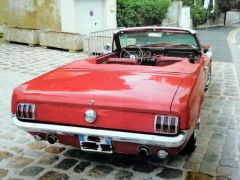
[198,11,240,28]
[162,1,191,29]
[0,0,61,31]
[162,1,181,27]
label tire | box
[204,66,212,91]
[180,130,197,155]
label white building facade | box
[60,0,117,35]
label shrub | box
[183,0,222,28]
[117,0,171,27]
[191,7,208,28]
[182,0,194,7]
[208,3,221,20]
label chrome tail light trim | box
[16,103,36,120]
[154,115,179,135]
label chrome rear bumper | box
[12,115,189,148]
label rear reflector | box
[155,115,179,135]
[17,103,36,120]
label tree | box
[217,0,235,25]
[117,0,171,27]
[233,0,240,9]
[183,0,208,29]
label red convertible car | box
[11,27,212,159]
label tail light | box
[17,103,36,120]
[154,115,179,135]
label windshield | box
[119,31,198,48]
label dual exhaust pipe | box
[138,146,168,159]
[34,134,58,144]
[34,134,168,159]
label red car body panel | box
[12,59,201,131]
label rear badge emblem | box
[84,109,97,123]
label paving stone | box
[109,154,134,168]
[0,132,16,140]
[208,140,224,148]
[19,166,44,176]
[211,109,221,114]
[220,159,238,168]
[132,162,157,173]
[199,162,217,175]
[215,127,227,134]
[194,145,208,154]
[74,161,91,173]
[216,176,232,180]
[63,148,85,159]
[217,166,238,176]
[197,137,211,146]
[115,170,134,180]
[22,149,44,158]
[183,162,200,171]
[206,147,222,155]
[38,155,59,165]
[166,156,185,168]
[9,156,34,168]
[39,171,69,180]
[0,169,8,178]
[217,121,228,127]
[150,156,168,165]
[186,171,214,180]
[45,146,65,154]
[211,132,225,141]
[10,146,24,153]
[224,138,236,145]
[203,152,219,163]
[0,151,13,160]
[223,145,236,152]
[187,153,203,164]
[55,158,78,170]
[27,141,47,150]
[87,165,114,178]
[156,168,182,179]
[83,153,110,164]
[14,137,30,144]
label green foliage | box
[182,0,202,7]
[183,0,222,27]
[191,7,208,26]
[182,0,193,7]
[117,0,171,27]
[208,3,221,20]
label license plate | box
[79,135,112,153]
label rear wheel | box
[180,129,197,154]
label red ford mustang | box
[11,27,212,159]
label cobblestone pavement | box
[0,27,240,180]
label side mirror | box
[202,48,208,54]
[103,44,112,54]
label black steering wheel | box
[119,45,143,64]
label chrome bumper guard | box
[12,115,189,148]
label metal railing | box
[86,28,121,56]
